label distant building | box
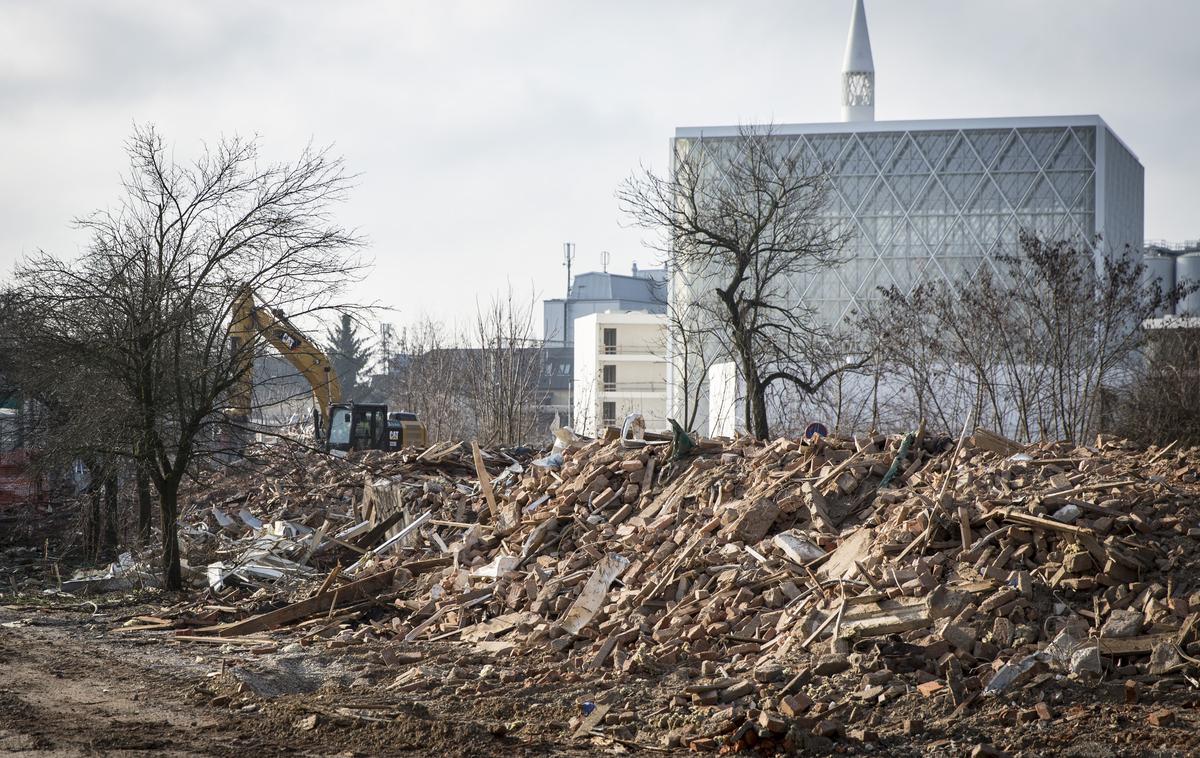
[539,345,574,429]
[543,265,667,348]
[572,311,669,437]
[671,0,1146,434]
[1143,241,1200,318]
[540,264,667,428]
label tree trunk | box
[102,471,119,561]
[87,482,102,563]
[136,464,153,546]
[748,379,770,440]
[159,477,183,591]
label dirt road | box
[0,606,548,757]
[0,611,253,756]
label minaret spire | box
[841,0,875,122]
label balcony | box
[601,414,669,430]
[600,381,667,395]
[600,344,664,361]
[601,345,661,354]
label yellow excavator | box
[228,286,426,452]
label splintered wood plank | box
[1098,633,1179,656]
[560,553,630,635]
[471,441,499,519]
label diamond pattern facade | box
[672,117,1144,329]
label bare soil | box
[3,601,1200,757]
[0,604,564,757]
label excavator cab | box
[326,403,389,452]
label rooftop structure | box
[543,264,666,348]
[1143,241,1200,318]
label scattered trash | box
[619,412,647,449]
[1050,504,1081,523]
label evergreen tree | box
[326,313,372,398]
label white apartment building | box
[572,312,669,437]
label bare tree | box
[389,317,475,443]
[462,287,546,446]
[387,289,546,447]
[858,281,986,435]
[1119,324,1200,445]
[619,124,861,439]
[10,125,364,589]
[1008,234,1166,441]
[0,292,137,556]
[660,294,719,433]
[859,232,1187,442]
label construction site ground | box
[0,600,552,757]
[7,432,1200,756]
[0,597,1196,757]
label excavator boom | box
[229,286,342,435]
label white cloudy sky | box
[1,0,1197,331]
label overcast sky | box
[2,0,1197,333]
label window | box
[602,402,616,426]
[328,410,352,446]
[602,328,617,354]
[601,364,616,391]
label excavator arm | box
[229,286,342,437]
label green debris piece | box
[879,431,915,489]
[668,418,696,461]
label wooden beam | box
[353,511,405,549]
[1043,479,1142,502]
[191,568,396,638]
[1001,509,1097,537]
[957,505,973,553]
[1098,633,1178,656]
[471,441,499,519]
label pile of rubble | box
[118,428,1200,752]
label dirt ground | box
[3,600,1200,757]
[0,603,582,757]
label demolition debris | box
[46,428,1200,752]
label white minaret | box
[841,0,875,122]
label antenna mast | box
[562,242,576,295]
[379,322,394,375]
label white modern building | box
[540,264,667,428]
[671,0,1146,434]
[572,311,669,437]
